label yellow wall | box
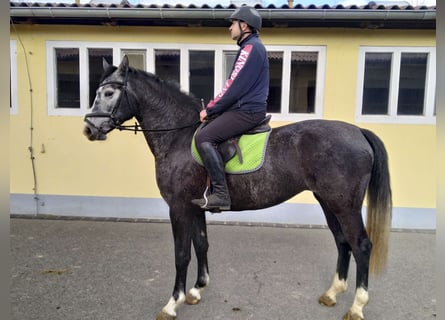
[10,25,436,209]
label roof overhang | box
[10,4,436,29]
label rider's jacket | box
[206,33,269,118]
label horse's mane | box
[131,66,203,112]
[100,63,202,113]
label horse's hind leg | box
[316,195,371,320]
[342,221,371,320]
[186,209,210,305]
[316,195,350,307]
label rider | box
[191,6,269,211]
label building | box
[9,1,436,229]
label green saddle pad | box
[191,130,271,174]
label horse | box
[83,55,392,320]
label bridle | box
[84,72,200,135]
[83,72,130,135]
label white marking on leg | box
[349,287,369,319]
[161,292,186,317]
[186,272,210,304]
[203,272,210,286]
[187,287,204,304]
[325,273,348,303]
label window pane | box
[190,50,214,104]
[223,51,237,80]
[56,48,80,108]
[397,53,428,115]
[155,49,180,83]
[289,52,317,114]
[362,52,391,115]
[122,49,146,70]
[268,51,283,113]
[88,48,113,108]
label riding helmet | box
[229,6,262,32]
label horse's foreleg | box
[186,209,210,305]
[157,213,192,320]
[156,294,186,320]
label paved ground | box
[10,217,435,320]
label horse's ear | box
[102,57,111,71]
[118,55,129,74]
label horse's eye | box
[104,91,113,98]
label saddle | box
[217,114,272,164]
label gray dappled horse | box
[83,56,392,320]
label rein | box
[116,121,201,134]
[84,74,200,135]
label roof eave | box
[9,7,436,29]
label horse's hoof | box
[318,294,336,307]
[343,310,364,320]
[156,311,176,320]
[185,287,202,305]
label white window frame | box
[265,45,326,121]
[47,41,115,116]
[46,41,326,120]
[355,46,436,124]
[10,40,18,115]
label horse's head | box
[83,55,134,141]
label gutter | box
[10,7,436,22]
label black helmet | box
[229,6,262,31]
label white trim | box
[281,49,291,117]
[45,41,326,120]
[180,47,189,93]
[146,47,155,73]
[10,40,18,115]
[214,49,224,98]
[355,46,436,125]
[79,46,89,114]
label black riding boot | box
[192,142,231,211]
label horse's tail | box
[361,128,392,275]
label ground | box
[10,217,436,320]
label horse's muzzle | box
[83,121,108,141]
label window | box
[189,50,214,104]
[55,48,80,109]
[356,47,436,124]
[289,51,318,114]
[397,53,428,116]
[122,49,146,70]
[267,51,283,113]
[88,48,113,107]
[47,42,114,116]
[155,49,180,83]
[10,40,17,115]
[265,47,326,120]
[222,46,326,120]
[46,41,326,120]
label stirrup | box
[191,197,231,212]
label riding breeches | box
[194,110,266,148]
